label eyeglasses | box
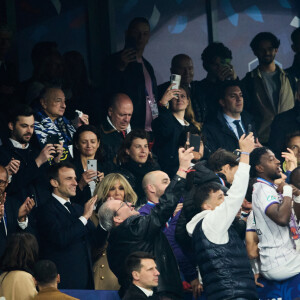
[0,180,8,187]
[114,201,131,216]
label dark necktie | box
[233,120,244,139]
[64,202,77,216]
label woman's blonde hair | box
[94,173,137,205]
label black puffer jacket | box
[193,219,257,300]
[107,175,185,299]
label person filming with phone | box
[152,84,201,178]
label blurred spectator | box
[36,162,107,289]
[186,134,257,300]
[105,17,157,131]
[250,147,300,281]
[158,54,207,123]
[197,42,238,120]
[203,80,257,155]
[33,260,78,300]
[98,148,194,299]
[0,25,18,112]
[34,86,89,161]
[0,233,38,300]
[286,27,300,80]
[152,86,201,178]
[117,129,160,206]
[99,93,133,163]
[269,81,300,159]
[123,252,160,300]
[72,125,116,206]
[23,47,71,107]
[242,32,295,144]
[0,165,35,257]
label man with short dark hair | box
[37,162,107,289]
[250,147,300,281]
[98,148,195,299]
[105,17,158,130]
[186,134,258,300]
[34,260,78,300]
[123,252,159,300]
[99,93,133,162]
[203,81,256,155]
[157,54,207,122]
[242,32,295,144]
[0,104,62,208]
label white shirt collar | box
[9,138,29,149]
[52,193,70,208]
[223,113,241,124]
[135,285,153,297]
[106,116,131,134]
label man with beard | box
[250,147,300,281]
[0,104,64,239]
[242,32,295,144]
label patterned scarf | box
[34,109,76,148]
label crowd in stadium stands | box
[1,17,300,300]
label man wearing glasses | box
[0,165,35,257]
[99,147,194,300]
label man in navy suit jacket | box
[37,161,107,289]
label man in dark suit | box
[123,252,159,300]
[0,165,35,257]
[37,161,107,289]
[202,80,258,156]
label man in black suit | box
[123,252,160,300]
[0,165,35,257]
[37,161,107,289]
[202,80,258,156]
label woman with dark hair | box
[116,129,160,205]
[72,124,116,206]
[152,85,201,177]
[0,233,38,300]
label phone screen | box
[190,134,202,152]
[87,159,97,180]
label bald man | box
[157,54,207,123]
[99,93,133,162]
[139,171,171,215]
[139,172,202,297]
